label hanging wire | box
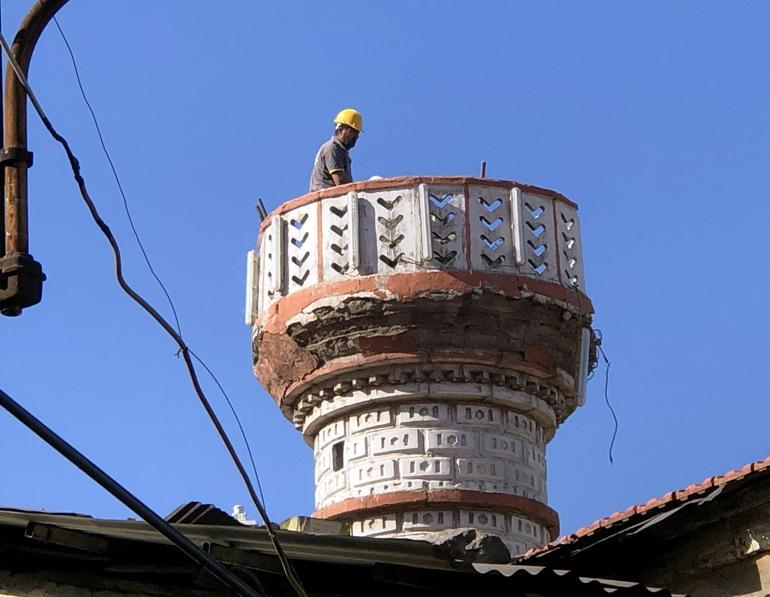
[571,281,618,463]
[594,329,618,464]
[0,388,264,597]
[0,29,308,597]
[52,16,182,336]
[190,349,267,509]
[51,14,269,514]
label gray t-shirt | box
[309,137,352,191]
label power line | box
[52,16,269,513]
[191,349,267,509]
[594,330,618,464]
[0,29,307,597]
[52,16,182,336]
[570,283,618,464]
[0,387,264,597]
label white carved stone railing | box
[246,177,584,323]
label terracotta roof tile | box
[523,454,770,560]
[574,526,595,538]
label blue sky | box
[2,1,769,537]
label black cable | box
[570,282,617,463]
[191,349,267,509]
[0,31,307,597]
[52,16,182,337]
[0,388,264,597]
[595,332,618,464]
[53,16,269,516]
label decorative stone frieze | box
[248,177,595,553]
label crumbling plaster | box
[250,178,593,551]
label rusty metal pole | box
[0,10,4,263]
[0,0,68,315]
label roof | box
[0,506,685,596]
[523,455,770,562]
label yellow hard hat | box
[333,108,363,132]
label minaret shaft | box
[249,177,593,556]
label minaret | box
[246,176,593,556]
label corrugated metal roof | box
[472,564,688,596]
[0,507,687,595]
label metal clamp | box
[0,147,33,168]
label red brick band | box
[313,488,560,538]
[258,270,593,335]
[256,270,591,407]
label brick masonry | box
[249,177,594,552]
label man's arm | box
[330,171,345,186]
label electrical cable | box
[0,31,308,597]
[570,282,618,463]
[191,349,267,509]
[52,16,268,513]
[52,16,182,337]
[595,331,618,464]
[0,388,264,597]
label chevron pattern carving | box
[476,192,510,269]
[556,203,584,290]
[376,195,406,269]
[285,206,317,292]
[328,203,350,275]
[427,191,463,268]
[522,198,549,277]
[255,180,584,311]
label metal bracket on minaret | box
[269,215,284,296]
[417,184,432,262]
[576,327,591,406]
[346,192,360,275]
[510,187,526,266]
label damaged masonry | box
[247,176,596,555]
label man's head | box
[333,108,363,149]
[335,124,359,149]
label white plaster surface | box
[254,181,585,314]
[354,510,550,554]
[252,180,586,549]
[313,399,549,509]
[285,203,319,294]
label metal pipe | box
[4,0,68,255]
[0,3,5,261]
[0,387,264,597]
[0,0,64,315]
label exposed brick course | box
[250,177,592,550]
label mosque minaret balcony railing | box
[248,176,585,319]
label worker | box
[309,108,363,192]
